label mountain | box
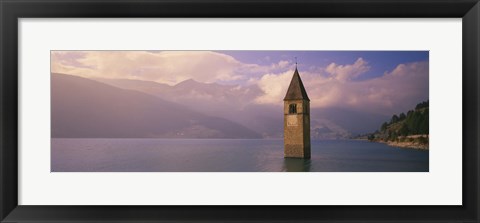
[52,73,261,138]
[310,107,388,137]
[311,118,351,139]
[94,77,263,110]
[95,78,388,139]
[92,78,173,97]
[94,77,280,136]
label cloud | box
[51,51,264,85]
[253,70,294,104]
[325,57,370,81]
[276,60,290,69]
[252,59,428,115]
[315,61,428,114]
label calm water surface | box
[51,139,429,172]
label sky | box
[51,50,429,115]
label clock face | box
[287,115,298,126]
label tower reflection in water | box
[283,158,312,172]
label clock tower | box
[283,65,311,158]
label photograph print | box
[51,50,429,172]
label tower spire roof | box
[284,66,310,101]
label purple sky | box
[51,50,428,115]
[218,51,428,82]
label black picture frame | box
[1,0,479,222]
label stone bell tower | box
[283,63,310,158]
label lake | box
[51,138,429,172]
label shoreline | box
[373,140,428,150]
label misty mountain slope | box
[94,77,263,108]
[310,107,389,136]
[95,77,281,137]
[93,78,173,96]
[52,73,261,138]
[95,77,390,139]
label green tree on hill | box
[415,101,429,110]
[399,123,409,136]
[368,101,429,142]
[390,114,399,124]
[380,122,388,131]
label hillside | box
[51,73,262,139]
[92,77,285,137]
[366,101,429,149]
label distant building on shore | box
[283,65,311,158]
